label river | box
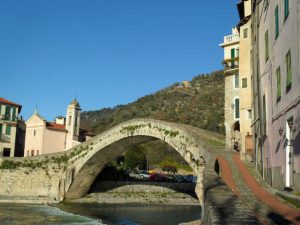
[0,203,201,225]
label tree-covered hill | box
[81,70,224,135]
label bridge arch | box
[64,119,212,202]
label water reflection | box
[59,203,201,225]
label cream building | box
[0,97,25,157]
[220,28,240,151]
[24,99,85,156]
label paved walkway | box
[217,151,300,225]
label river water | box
[0,203,201,225]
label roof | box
[46,122,67,132]
[0,97,21,107]
[70,99,80,107]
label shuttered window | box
[235,98,240,119]
[265,30,269,62]
[6,125,11,135]
[276,67,281,102]
[275,5,279,38]
[286,50,292,91]
[284,0,289,20]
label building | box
[24,99,91,156]
[251,0,300,191]
[236,0,253,160]
[220,27,241,151]
[0,97,25,157]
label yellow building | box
[0,97,25,157]
[237,0,253,160]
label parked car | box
[149,173,166,182]
[138,170,150,180]
[165,174,177,182]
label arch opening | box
[65,135,205,201]
[86,139,199,200]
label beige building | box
[220,28,240,151]
[24,99,88,156]
[236,0,253,160]
[0,97,25,157]
[251,0,300,192]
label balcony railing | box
[0,134,11,143]
[223,33,240,45]
[0,114,18,122]
[223,57,239,70]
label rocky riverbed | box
[66,192,199,205]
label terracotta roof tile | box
[46,122,67,132]
[0,97,21,107]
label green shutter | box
[262,95,267,135]
[284,0,289,19]
[12,107,16,121]
[275,5,279,38]
[286,50,292,91]
[5,125,11,135]
[235,98,240,119]
[0,124,2,134]
[231,48,235,68]
[265,30,269,61]
[276,67,281,101]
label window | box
[276,66,281,102]
[275,5,279,39]
[247,109,252,120]
[242,78,247,88]
[263,0,269,11]
[27,151,29,157]
[243,28,248,39]
[31,150,34,156]
[33,129,36,137]
[284,0,289,20]
[0,124,2,134]
[286,50,292,91]
[5,125,11,135]
[235,98,240,119]
[3,148,10,157]
[5,106,10,120]
[231,48,235,68]
[265,30,269,61]
[68,116,72,125]
[36,150,39,156]
[262,95,267,135]
[234,74,239,88]
[12,107,16,121]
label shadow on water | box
[58,203,202,225]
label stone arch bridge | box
[0,119,224,204]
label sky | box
[0,0,239,120]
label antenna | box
[34,104,38,114]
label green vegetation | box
[81,70,224,135]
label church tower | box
[65,99,81,150]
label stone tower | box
[65,99,81,150]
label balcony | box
[223,57,239,72]
[220,33,240,47]
[0,134,11,143]
[0,114,18,122]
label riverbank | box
[66,192,199,205]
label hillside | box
[81,70,224,135]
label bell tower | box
[65,99,81,150]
